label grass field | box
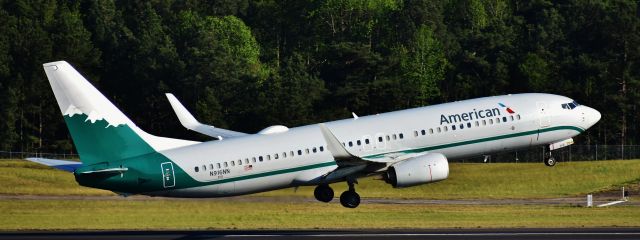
[2,159,640,230]
[1,199,639,230]
[3,159,639,199]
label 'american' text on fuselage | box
[440,108,501,125]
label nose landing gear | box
[544,148,557,167]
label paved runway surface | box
[2,229,640,240]
[2,194,638,206]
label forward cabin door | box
[536,101,551,142]
[537,102,551,128]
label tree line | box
[0,0,638,154]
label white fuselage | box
[151,93,601,197]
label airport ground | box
[1,159,639,231]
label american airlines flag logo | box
[244,165,253,171]
[498,103,515,114]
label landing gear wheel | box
[339,190,360,208]
[313,184,334,203]
[545,156,556,167]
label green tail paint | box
[64,114,155,165]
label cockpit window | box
[562,101,580,110]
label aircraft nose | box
[583,106,601,128]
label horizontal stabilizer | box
[165,93,248,139]
[77,167,128,175]
[25,158,83,172]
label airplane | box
[27,61,601,208]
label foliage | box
[0,0,638,152]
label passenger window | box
[421,130,426,135]
[437,127,441,133]
[386,135,391,141]
[378,136,383,142]
[274,153,279,159]
[452,125,456,130]
[252,157,256,163]
[357,140,361,146]
[259,156,263,162]
[298,150,302,155]
[203,165,206,170]
[267,155,271,160]
[467,122,472,128]
[503,117,507,122]
[194,166,199,172]
[238,159,242,165]
[217,163,221,169]
[231,161,235,166]
[224,162,228,167]
[365,139,370,144]
[210,164,214,169]
[349,142,353,147]
[306,149,310,154]
[482,120,487,125]
[399,133,404,139]
[444,126,448,131]
[291,151,295,156]
[393,134,397,140]
[283,152,287,158]
[313,147,317,153]
[496,118,501,123]
[245,158,249,164]
[320,146,324,152]
[429,129,434,134]
[510,116,514,121]
[414,131,418,137]
[489,119,494,124]
[517,114,521,120]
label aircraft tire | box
[340,190,360,208]
[546,157,556,167]
[314,184,334,203]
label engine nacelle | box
[385,153,449,188]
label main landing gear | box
[544,148,557,167]
[313,178,361,208]
[314,184,334,203]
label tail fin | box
[43,61,197,165]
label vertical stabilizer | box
[43,61,197,165]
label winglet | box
[166,93,202,129]
[318,124,355,160]
[165,93,248,139]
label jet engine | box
[384,153,449,188]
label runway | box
[2,229,640,240]
[1,194,637,206]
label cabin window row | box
[341,132,405,148]
[193,145,326,173]
[413,114,522,137]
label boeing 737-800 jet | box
[28,61,601,208]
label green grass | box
[2,159,640,198]
[0,160,112,196]
[1,199,639,230]
[260,160,640,199]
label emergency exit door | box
[161,162,175,188]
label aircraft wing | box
[25,157,83,172]
[166,93,248,139]
[319,124,397,165]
